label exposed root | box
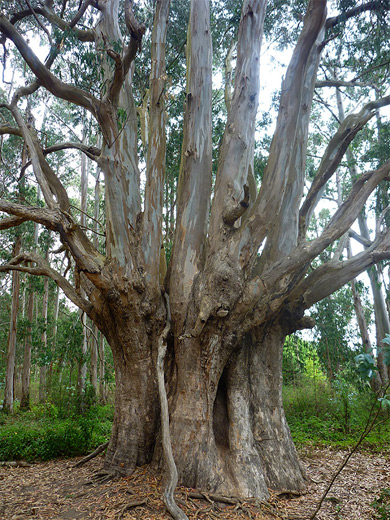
[72,441,109,468]
[118,499,147,518]
[157,294,189,520]
[84,470,117,485]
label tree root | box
[84,470,117,485]
[117,499,147,518]
[157,294,189,520]
[73,441,109,468]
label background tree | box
[0,0,390,500]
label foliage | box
[372,488,390,520]
[283,338,390,450]
[0,404,113,462]
[284,378,390,451]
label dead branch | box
[222,184,250,226]
[72,441,109,468]
[0,461,32,467]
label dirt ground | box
[0,447,389,519]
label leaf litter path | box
[0,448,389,520]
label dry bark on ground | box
[0,448,388,519]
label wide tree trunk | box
[101,301,162,475]
[165,321,305,498]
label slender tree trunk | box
[39,258,49,403]
[20,283,34,409]
[90,325,98,394]
[90,160,100,396]
[3,236,22,413]
[98,332,106,404]
[77,122,89,397]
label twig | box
[72,441,109,468]
[310,382,390,519]
[0,461,32,467]
[157,294,189,520]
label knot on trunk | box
[222,185,250,227]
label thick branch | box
[169,0,213,328]
[252,2,326,272]
[8,104,68,209]
[299,95,390,236]
[0,199,105,283]
[4,3,95,43]
[222,184,250,226]
[0,215,27,231]
[123,1,146,77]
[0,124,22,137]
[141,0,170,288]
[326,1,385,30]
[239,162,390,317]
[297,229,390,308]
[349,229,372,248]
[208,0,267,243]
[238,0,326,265]
[0,14,99,116]
[315,79,373,88]
[0,252,94,316]
[0,199,62,230]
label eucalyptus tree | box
[1,0,390,500]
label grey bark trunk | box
[90,324,98,394]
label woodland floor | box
[0,447,389,520]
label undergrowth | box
[284,375,390,451]
[0,403,113,462]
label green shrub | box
[372,488,390,520]
[283,376,390,450]
[0,404,113,462]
